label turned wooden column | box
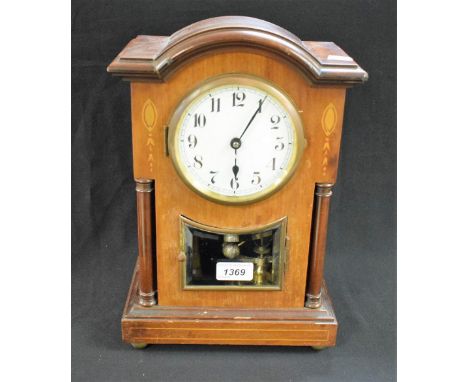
[305,183,334,309]
[135,178,156,307]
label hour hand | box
[232,158,239,179]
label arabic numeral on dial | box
[257,99,263,113]
[251,171,261,185]
[187,134,197,148]
[194,113,206,127]
[211,98,221,112]
[230,178,240,190]
[275,137,285,151]
[193,155,203,169]
[271,157,276,171]
[232,91,246,107]
[209,170,218,184]
[270,115,280,129]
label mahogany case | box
[107,16,367,347]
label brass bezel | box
[168,74,306,205]
[180,215,288,291]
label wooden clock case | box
[107,16,367,348]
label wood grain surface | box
[129,49,346,308]
[107,16,368,84]
[122,262,338,346]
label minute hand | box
[238,96,267,141]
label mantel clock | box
[107,16,367,349]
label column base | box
[138,290,156,307]
[305,292,322,309]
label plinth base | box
[122,262,338,347]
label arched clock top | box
[107,16,368,85]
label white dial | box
[169,75,305,204]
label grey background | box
[72,0,396,381]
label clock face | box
[169,75,305,204]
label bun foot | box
[131,343,148,349]
[311,346,327,351]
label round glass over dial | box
[168,75,305,204]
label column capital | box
[315,183,334,197]
[135,178,154,193]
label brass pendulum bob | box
[222,234,240,259]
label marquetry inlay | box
[321,103,337,176]
[142,99,157,173]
